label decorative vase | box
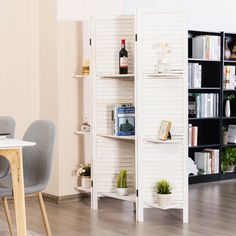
[224,39,231,60]
[157,194,172,208]
[223,131,228,145]
[117,188,128,196]
[231,43,236,60]
[225,100,231,117]
[158,58,169,74]
[81,176,91,189]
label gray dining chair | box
[0,116,15,179]
[0,120,55,236]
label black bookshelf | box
[188,30,236,184]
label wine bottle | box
[119,39,128,74]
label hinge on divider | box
[135,34,138,42]
[136,189,139,197]
[89,38,92,46]
[91,180,93,187]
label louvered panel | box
[93,16,135,75]
[136,11,187,219]
[96,137,135,193]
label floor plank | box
[0,180,235,236]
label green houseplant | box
[116,170,128,196]
[155,179,173,207]
[221,148,236,173]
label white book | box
[188,124,192,147]
[195,152,209,175]
[228,125,236,143]
[196,95,201,118]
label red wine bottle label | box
[120,56,128,68]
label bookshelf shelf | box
[99,192,136,202]
[73,74,89,79]
[188,58,220,63]
[144,138,182,144]
[189,173,220,184]
[189,117,220,121]
[224,60,236,64]
[188,88,220,92]
[222,143,236,147]
[144,202,182,210]
[145,73,183,79]
[75,131,90,135]
[223,89,236,92]
[75,186,91,193]
[223,116,236,119]
[98,74,135,79]
[97,134,135,141]
[189,144,220,149]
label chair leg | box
[36,192,52,236]
[2,197,14,236]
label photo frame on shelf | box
[158,120,172,141]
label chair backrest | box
[0,116,15,178]
[22,120,55,190]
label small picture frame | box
[158,120,172,141]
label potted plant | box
[155,179,173,207]
[221,148,236,173]
[77,164,91,189]
[116,170,128,196]
[224,94,235,117]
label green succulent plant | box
[155,179,172,194]
[117,170,127,188]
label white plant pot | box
[157,194,172,207]
[81,176,91,189]
[225,165,236,173]
[117,188,128,196]
[225,100,231,117]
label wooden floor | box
[0,180,236,236]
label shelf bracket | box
[89,38,92,46]
[135,34,138,42]
[136,189,139,197]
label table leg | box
[2,149,27,236]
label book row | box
[188,63,202,88]
[189,93,219,118]
[223,65,236,90]
[192,35,220,60]
[194,149,219,175]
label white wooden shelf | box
[145,73,183,79]
[99,192,136,202]
[144,202,182,210]
[97,134,135,141]
[97,74,135,79]
[75,186,91,193]
[144,138,183,144]
[75,131,90,135]
[73,74,89,79]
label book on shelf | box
[188,63,202,88]
[188,124,198,147]
[223,65,236,90]
[227,125,236,143]
[189,93,219,118]
[192,35,220,60]
[112,103,135,136]
[194,149,219,175]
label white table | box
[0,139,35,236]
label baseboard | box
[42,192,88,204]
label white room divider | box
[90,10,188,223]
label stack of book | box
[192,35,220,60]
[188,93,219,118]
[223,65,236,90]
[194,149,219,175]
[111,103,135,136]
[188,124,198,147]
[188,63,202,88]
